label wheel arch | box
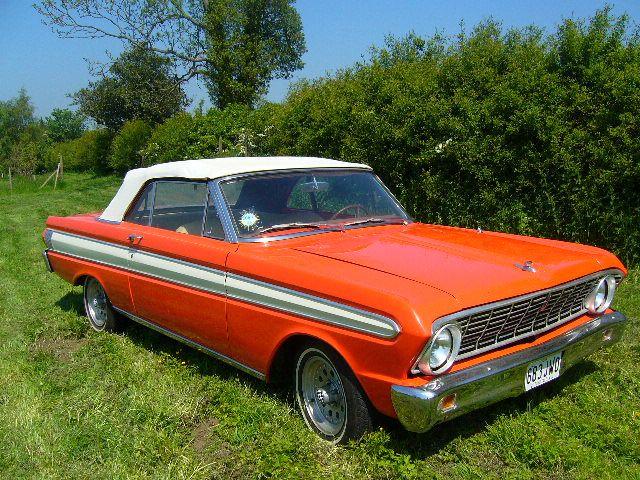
[73,273,88,286]
[266,333,357,386]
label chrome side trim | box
[113,306,265,380]
[431,268,624,361]
[235,228,345,244]
[42,249,53,272]
[96,218,122,224]
[49,229,133,271]
[392,311,627,433]
[226,273,400,339]
[208,179,239,243]
[47,229,400,339]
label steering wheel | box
[330,204,368,220]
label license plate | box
[524,352,563,391]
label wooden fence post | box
[8,167,12,191]
[54,162,60,189]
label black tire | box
[294,342,373,444]
[83,276,121,332]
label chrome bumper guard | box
[391,312,627,433]
[42,249,54,272]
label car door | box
[122,179,235,355]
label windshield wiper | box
[257,222,336,235]
[343,217,407,228]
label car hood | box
[292,223,612,307]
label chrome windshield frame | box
[211,168,412,244]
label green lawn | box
[1,173,638,479]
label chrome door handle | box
[128,234,143,244]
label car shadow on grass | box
[54,290,294,400]
[120,319,299,409]
[55,290,85,317]
[379,360,598,459]
[54,290,602,457]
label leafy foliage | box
[46,129,113,172]
[142,113,197,166]
[8,134,42,176]
[44,108,86,143]
[0,89,41,174]
[73,45,187,130]
[203,0,306,107]
[109,120,152,173]
[37,0,305,108]
[262,8,640,265]
[31,7,640,265]
[142,104,269,164]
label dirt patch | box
[30,337,89,362]
[192,417,221,453]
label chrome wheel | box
[84,277,109,330]
[297,349,347,437]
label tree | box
[8,134,41,176]
[73,45,188,130]
[36,0,306,108]
[44,108,86,142]
[0,89,35,161]
[0,89,43,174]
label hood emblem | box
[515,260,536,273]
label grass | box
[0,173,638,479]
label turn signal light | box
[438,393,458,413]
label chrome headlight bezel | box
[584,274,617,314]
[411,322,462,376]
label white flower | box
[435,138,452,153]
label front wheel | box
[295,344,373,443]
[83,276,120,332]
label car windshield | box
[219,170,410,238]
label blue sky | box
[1,1,638,117]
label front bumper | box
[391,311,627,433]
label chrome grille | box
[449,271,622,360]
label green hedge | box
[261,10,640,265]
[109,120,152,173]
[141,105,271,164]
[42,8,640,265]
[46,129,112,172]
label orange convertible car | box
[43,157,627,443]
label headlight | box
[412,323,462,375]
[585,274,617,314]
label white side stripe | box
[47,229,400,338]
[226,274,399,338]
[129,249,227,296]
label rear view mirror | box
[298,179,330,193]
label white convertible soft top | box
[99,156,371,222]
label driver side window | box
[124,180,226,239]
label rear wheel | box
[83,277,120,332]
[295,344,373,444]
